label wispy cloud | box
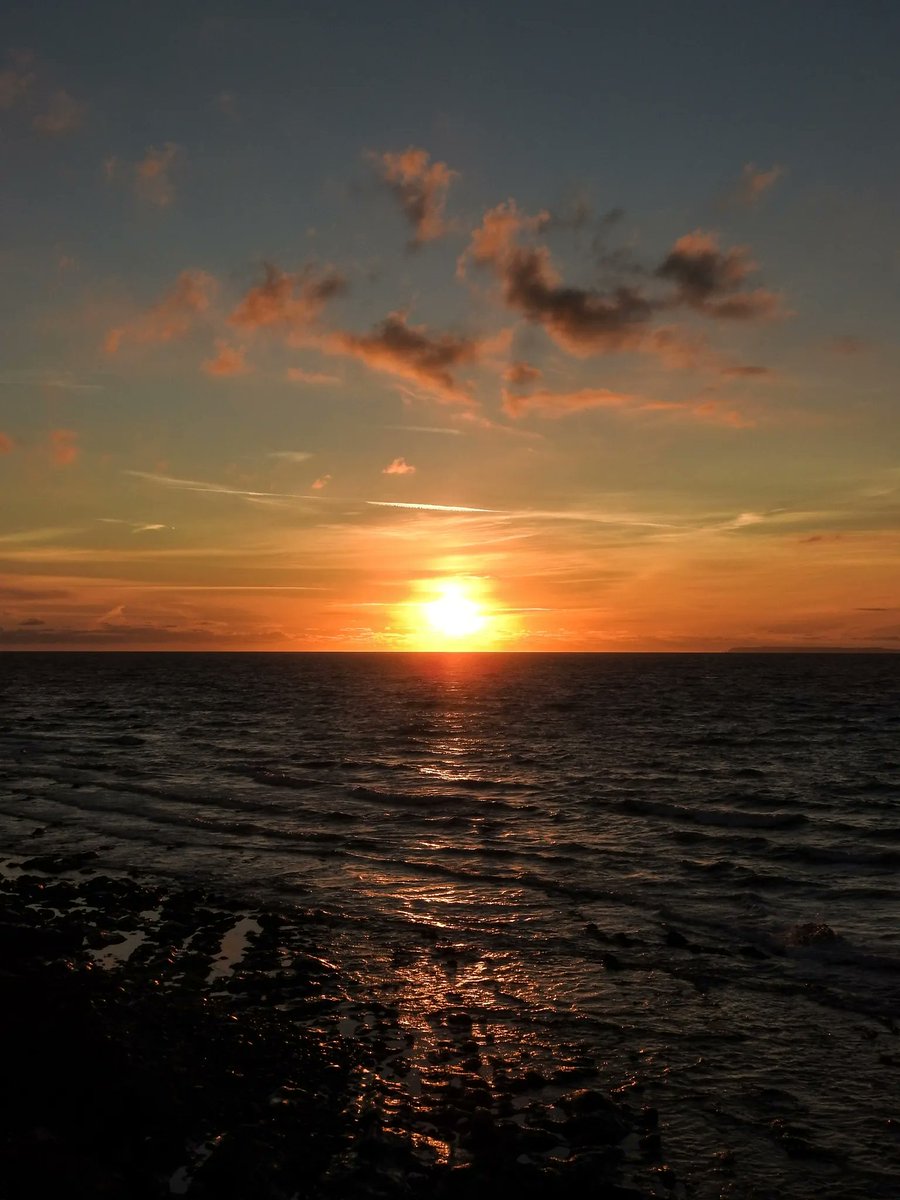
[728,163,783,207]
[33,88,85,135]
[202,340,248,377]
[384,424,463,436]
[268,451,313,463]
[105,270,216,355]
[49,428,79,466]
[286,366,341,385]
[365,500,499,514]
[124,469,322,502]
[134,142,182,207]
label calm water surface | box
[2,652,899,1197]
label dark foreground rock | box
[0,866,656,1199]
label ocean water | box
[2,652,899,1197]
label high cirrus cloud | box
[327,312,482,403]
[372,147,457,245]
[656,231,781,320]
[105,270,216,354]
[230,264,347,340]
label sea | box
[1,652,899,1198]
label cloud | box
[729,163,783,206]
[134,143,182,208]
[312,475,331,489]
[383,456,416,475]
[656,230,781,320]
[384,424,463,437]
[503,361,542,388]
[97,518,171,533]
[372,146,457,245]
[462,200,666,356]
[32,89,85,135]
[720,364,775,380]
[0,432,14,454]
[202,339,248,377]
[0,55,34,109]
[49,428,79,466]
[231,263,347,337]
[827,335,871,355]
[502,385,752,427]
[503,385,640,418]
[285,366,341,385]
[105,270,216,354]
[328,312,482,403]
[124,469,322,502]
[366,500,498,514]
[19,618,46,626]
[268,451,312,463]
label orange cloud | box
[49,428,78,466]
[202,340,248,377]
[231,264,347,338]
[503,361,542,388]
[731,163,783,206]
[503,385,642,418]
[0,431,14,453]
[383,457,416,475]
[656,230,781,320]
[134,143,182,208]
[373,146,457,245]
[328,312,482,403]
[311,474,331,489]
[33,89,85,135]
[104,270,216,355]
[503,385,754,427]
[286,367,341,385]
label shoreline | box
[0,853,661,1199]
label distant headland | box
[728,646,900,654]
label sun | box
[424,581,485,639]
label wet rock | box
[19,852,98,875]
[663,927,690,949]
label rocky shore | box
[0,854,667,1199]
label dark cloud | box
[328,312,482,403]
[462,201,662,356]
[656,231,781,320]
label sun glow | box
[423,581,485,639]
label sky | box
[1,0,898,651]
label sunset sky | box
[1,0,898,650]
